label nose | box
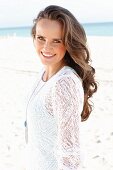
[43,41,53,51]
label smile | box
[41,52,56,58]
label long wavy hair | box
[31,5,98,121]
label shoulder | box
[54,66,83,89]
[51,67,84,100]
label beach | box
[0,36,113,170]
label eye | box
[36,36,45,41]
[53,39,62,43]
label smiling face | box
[34,19,66,68]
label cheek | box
[58,46,66,55]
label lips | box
[41,52,56,58]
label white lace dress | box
[25,66,84,170]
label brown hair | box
[31,5,98,121]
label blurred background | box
[0,0,113,170]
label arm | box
[53,76,84,170]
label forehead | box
[36,19,63,38]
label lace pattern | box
[52,76,84,169]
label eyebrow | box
[36,34,62,41]
[53,38,62,41]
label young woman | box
[25,5,97,170]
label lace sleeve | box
[52,76,84,170]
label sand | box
[0,36,113,170]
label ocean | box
[0,22,113,37]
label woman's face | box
[34,18,66,67]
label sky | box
[0,0,113,28]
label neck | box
[43,63,66,81]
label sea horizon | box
[0,21,113,37]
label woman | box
[25,5,97,170]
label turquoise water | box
[83,22,113,36]
[0,26,31,37]
[0,22,113,37]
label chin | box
[40,59,52,65]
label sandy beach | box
[0,36,113,170]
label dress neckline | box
[40,65,81,83]
[41,65,68,83]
